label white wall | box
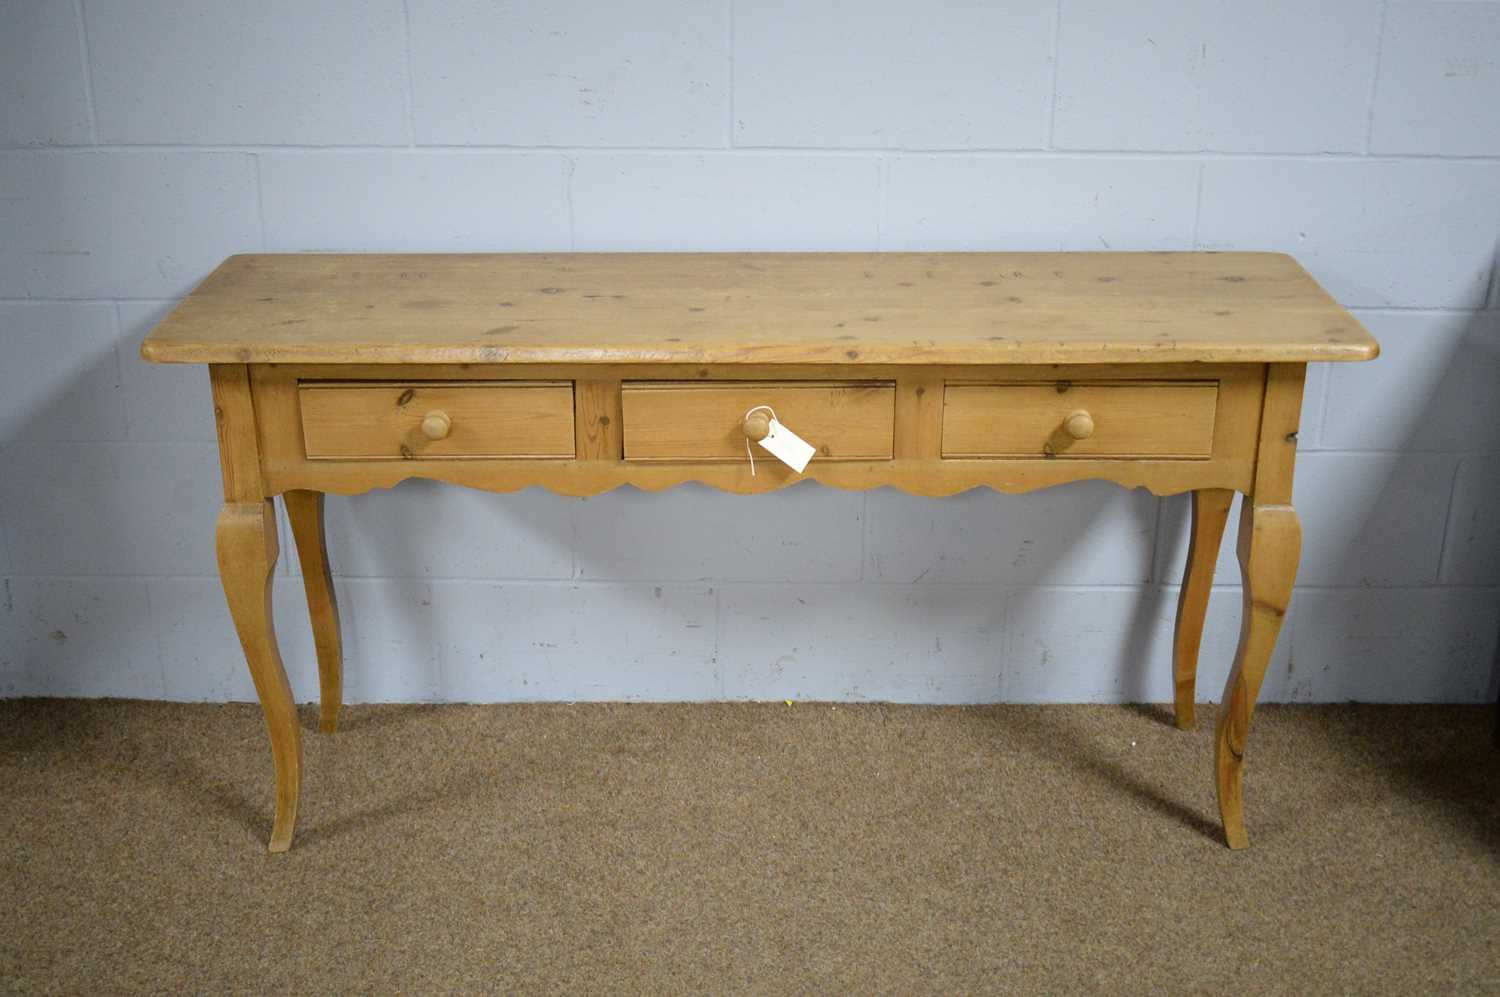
[2,0,1497,705]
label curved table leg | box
[1215,501,1300,850]
[217,501,301,853]
[1171,489,1234,730]
[284,490,343,735]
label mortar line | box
[568,494,579,579]
[251,153,267,249]
[7,143,1500,162]
[563,155,577,250]
[1284,448,1493,457]
[713,584,724,697]
[0,516,12,585]
[859,491,869,580]
[726,0,736,148]
[104,300,128,432]
[1363,0,1391,155]
[73,0,99,144]
[1190,161,1206,247]
[0,297,184,304]
[1,440,220,450]
[1350,305,1499,316]
[1046,0,1064,149]
[399,0,418,145]
[139,577,170,697]
[996,588,1013,702]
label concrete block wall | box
[2,0,1497,705]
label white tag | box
[757,417,816,473]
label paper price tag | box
[756,417,816,473]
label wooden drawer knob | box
[1064,409,1094,440]
[742,410,772,442]
[421,410,452,441]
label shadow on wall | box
[325,479,578,703]
[329,477,1129,704]
[1,308,166,696]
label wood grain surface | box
[620,381,896,461]
[941,381,1219,459]
[140,252,1379,366]
[298,380,575,459]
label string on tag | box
[743,404,778,477]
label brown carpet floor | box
[1,699,1497,995]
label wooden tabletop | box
[140,251,1378,366]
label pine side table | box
[141,251,1379,852]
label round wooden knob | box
[421,410,452,441]
[1064,409,1094,441]
[742,411,772,442]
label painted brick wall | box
[2,0,1497,705]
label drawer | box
[299,381,575,459]
[942,381,1218,459]
[621,381,895,462]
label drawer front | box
[943,381,1218,459]
[300,381,575,459]
[622,381,896,461]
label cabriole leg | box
[1215,501,1300,850]
[284,490,343,734]
[216,500,301,853]
[1171,489,1234,730]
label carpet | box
[1,699,1496,994]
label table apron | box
[246,361,1269,499]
